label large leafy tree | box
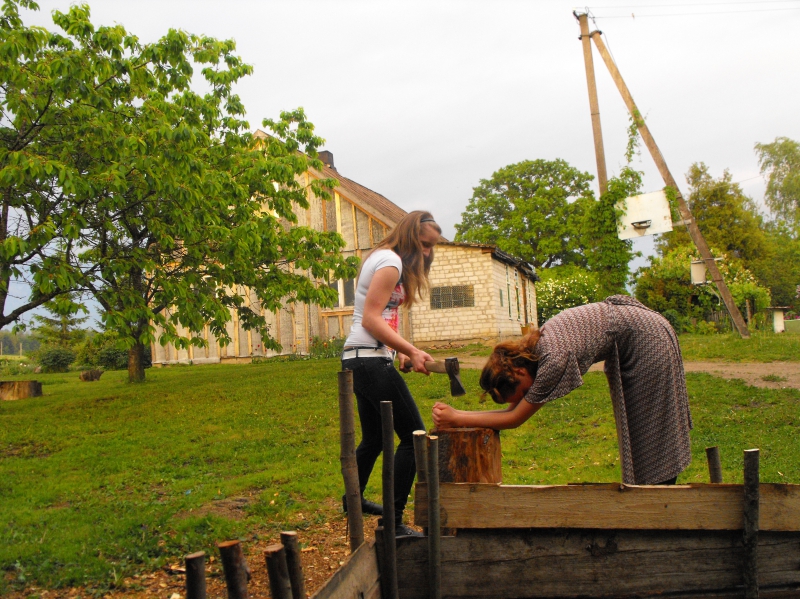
[755,136,800,229]
[656,163,767,263]
[1,1,358,381]
[454,159,595,269]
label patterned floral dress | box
[524,295,692,485]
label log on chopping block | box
[431,427,502,484]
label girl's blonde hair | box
[479,330,541,403]
[372,211,441,308]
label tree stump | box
[431,427,502,483]
[0,381,42,401]
[80,369,103,382]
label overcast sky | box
[13,0,800,322]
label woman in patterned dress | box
[432,296,693,485]
[341,211,441,536]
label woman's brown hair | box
[479,329,541,404]
[372,210,441,308]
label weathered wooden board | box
[414,483,800,531]
[395,529,800,599]
[311,541,380,599]
[0,380,42,400]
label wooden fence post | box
[218,540,249,599]
[380,401,399,599]
[413,430,429,535]
[339,370,364,551]
[427,435,441,599]
[374,526,388,599]
[743,449,760,599]
[264,544,293,599]
[706,446,723,483]
[280,531,307,599]
[412,430,428,484]
[185,551,207,599]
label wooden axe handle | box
[424,361,448,374]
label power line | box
[593,7,800,17]
[588,1,800,7]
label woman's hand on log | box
[432,402,459,428]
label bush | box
[694,320,719,335]
[536,266,604,324]
[37,347,76,373]
[96,347,129,370]
[661,309,685,334]
[0,358,36,376]
[74,333,152,370]
[308,336,345,359]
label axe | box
[424,357,466,397]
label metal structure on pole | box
[574,12,751,339]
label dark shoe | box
[342,494,384,516]
[395,524,424,538]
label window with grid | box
[430,285,475,309]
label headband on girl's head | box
[420,218,436,223]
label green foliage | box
[74,331,150,370]
[582,166,640,295]
[656,163,768,265]
[751,222,800,307]
[308,336,345,359]
[454,159,595,269]
[1,357,799,591]
[31,295,89,349]
[0,1,359,382]
[535,266,604,324]
[37,347,76,372]
[0,330,39,354]
[635,244,772,322]
[755,136,800,229]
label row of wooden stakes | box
[182,531,307,599]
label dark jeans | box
[342,356,425,524]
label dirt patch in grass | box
[5,499,388,599]
[178,496,253,521]
[1,440,52,458]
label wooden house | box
[151,143,538,365]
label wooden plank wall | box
[310,540,381,599]
[414,483,800,531]
[394,529,800,599]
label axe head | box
[444,357,466,397]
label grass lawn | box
[679,331,800,362]
[1,349,799,593]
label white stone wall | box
[409,245,537,344]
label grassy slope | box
[1,342,799,591]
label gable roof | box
[317,163,408,226]
[253,129,407,227]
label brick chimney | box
[318,150,335,170]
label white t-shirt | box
[345,249,406,348]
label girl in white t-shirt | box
[341,211,441,537]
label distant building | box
[151,139,537,365]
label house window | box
[343,278,356,307]
[328,278,356,308]
[499,289,504,307]
[430,285,475,310]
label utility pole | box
[575,12,608,196]
[574,14,751,339]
